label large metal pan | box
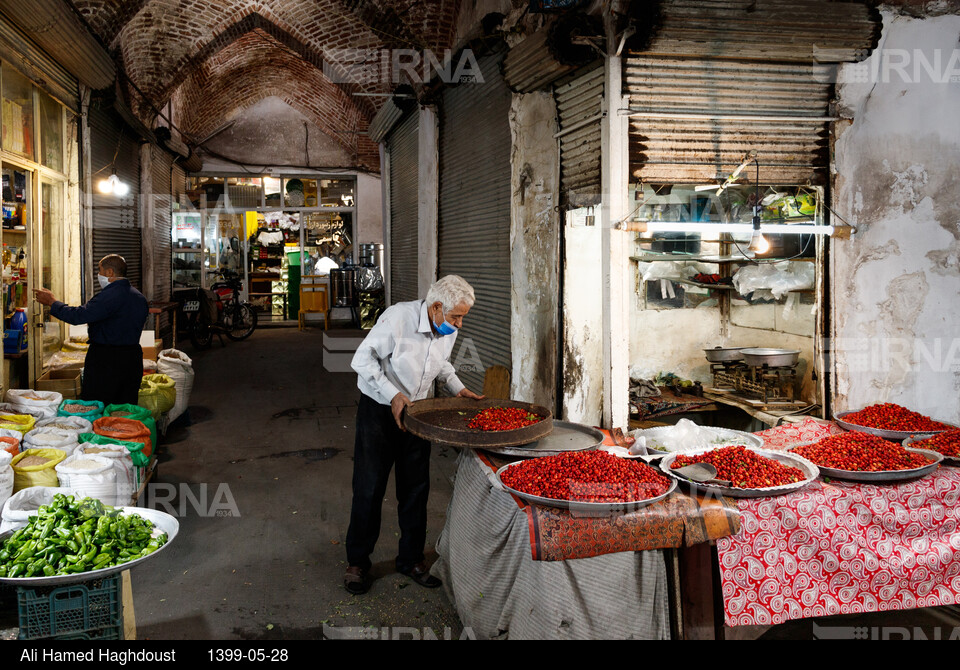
[403,397,552,448]
[704,346,747,363]
[483,421,603,458]
[740,348,801,367]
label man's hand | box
[457,388,486,401]
[391,392,412,431]
[33,288,56,306]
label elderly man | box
[34,254,148,406]
[345,274,484,595]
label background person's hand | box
[33,288,56,306]
[391,392,412,430]
[457,388,485,401]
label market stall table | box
[432,444,741,639]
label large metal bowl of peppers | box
[0,494,178,586]
[404,397,553,448]
[834,403,959,441]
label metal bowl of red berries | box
[788,431,943,482]
[404,397,553,448]
[496,450,677,512]
[834,403,958,441]
[903,431,960,466]
[658,445,820,498]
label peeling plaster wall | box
[509,92,560,407]
[563,219,604,424]
[832,10,960,421]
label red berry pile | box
[670,445,806,489]
[792,432,929,471]
[908,430,960,458]
[842,403,951,433]
[500,451,672,503]
[468,407,543,431]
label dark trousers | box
[346,393,431,573]
[82,342,143,406]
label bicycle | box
[181,270,258,349]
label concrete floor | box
[130,326,464,640]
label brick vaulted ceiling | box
[70,0,464,172]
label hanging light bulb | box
[96,169,129,196]
[748,204,769,254]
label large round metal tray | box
[635,425,764,456]
[835,409,959,442]
[0,507,179,586]
[404,397,552,448]
[705,346,747,363]
[785,443,943,482]
[483,421,603,457]
[740,348,801,367]
[659,447,819,498]
[496,461,677,512]
[904,434,960,466]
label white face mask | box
[97,274,111,289]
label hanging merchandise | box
[138,374,177,421]
[157,349,195,425]
[11,448,67,492]
[58,399,105,422]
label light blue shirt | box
[351,300,466,405]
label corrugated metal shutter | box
[0,14,79,110]
[90,102,142,292]
[438,52,512,393]
[555,64,604,207]
[625,0,881,185]
[151,145,173,303]
[387,110,419,304]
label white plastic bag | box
[75,443,136,507]
[23,427,79,457]
[157,348,195,424]
[35,415,94,435]
[732,262,815,300]
[0,486,75,534]
[54,454,118,507]
[3,389,63,420]
[0,451,13,515]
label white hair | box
[426,275,475,312]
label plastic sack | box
[92,417,152,457]
[0,486,74,534]
[143,359,158,374]
[0,451,12,515]
[77,433,149,469]
[11,448,66,492]
[58,399,105,422]
[104,405,157,456]
[4,389,63,420]
[0,413,36,436]
[138,374,177,421]
[157,349,195,424]
[75,443,137,506]
[0,428,20,457]
[55,454,118,506]
[22,427,79,457]
[630,419,739,454]
[35,415,94,435]
[732,262,816,300]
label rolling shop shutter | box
[625,0,881,185]
[89,101,142,292]
[555,64,604,208]
[151,145,173,303]
[437,51,512,394]
[386,110,419,305]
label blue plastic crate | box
[17,575,123,640]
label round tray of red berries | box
[404,397,553,448]
[659,445,819,498]
[789,431,943,482]
[834,403,958,441]
[496,450,677,512]
[903,431,960,466]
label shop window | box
[284,178,318,208]
[264,177,282,207]
[186,176,225,209]
[1,63,36,162]
[321,179,354,207]
[38,90,63,172]
[226,177,262,209]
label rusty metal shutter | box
[437,51,513,394]
[151,145,173,303]
[0,14,79,110]
[90,101,142,292]
[386,110,419,304]
[625,0,881,185]
[555,64,604,207]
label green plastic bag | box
[77,432,149,468]
[104,404,158,456]
[138,374,176,421]
[58,399,104,422]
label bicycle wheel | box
[225,303,258,341]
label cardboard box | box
[140,331,158,361]
[36,368,83,397]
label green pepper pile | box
[0,494,167,578]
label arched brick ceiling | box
[71,0,464,171]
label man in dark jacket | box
[34,254,148,405]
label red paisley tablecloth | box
[718,418,960,627]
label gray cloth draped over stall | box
[432,451,670,639]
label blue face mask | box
[434,317,457,336]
